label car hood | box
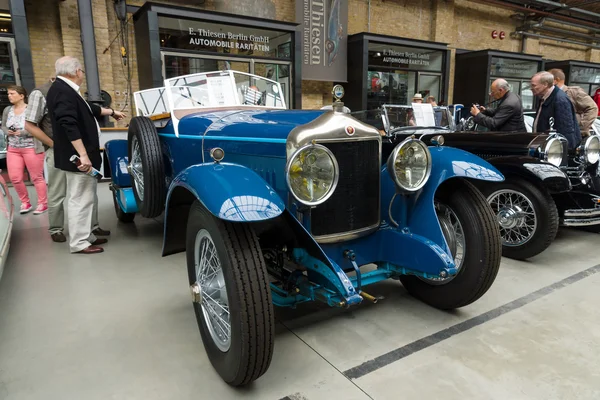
[390,130,545,150]
[178,109,327,140]
[384,130,548,163]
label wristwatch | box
[110,108,115,117]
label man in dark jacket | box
[46,56,113,254]
[531,71,581,150]
[470,78,526,132]
[25,77,120,243]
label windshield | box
[164,70,286,110]
[380,104,454,135]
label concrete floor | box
[1,183,600,400]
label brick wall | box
[349,0,433,41]
[22,0,600,117]
[25,0,63,88]
[453,0,588,61]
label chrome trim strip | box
[563,208,600,218]
[562,217,600,226]
[313,223,380,244]
[313,137,381,144]
[160,133,288,144]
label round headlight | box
[584,135,600,164]
[387,138,432,192]
[285,144,339,206]
[541,137,563,167]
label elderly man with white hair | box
[531,71,581,149]
[470,78,527,132]
[45,56,123,254]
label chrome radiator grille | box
[310,139,380,241]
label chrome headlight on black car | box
[540,137,564,167]
[582,135,600,165]
[286,144,339,206]
[387,138,432,192]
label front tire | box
[483,178,559,260]
[186,200,275,386]
[400,180,501,310]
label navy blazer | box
[536,86,582,149]
[46,77,103,172]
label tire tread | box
[128,116,166,218]
[220,221,274,385]
[400,180,502,309]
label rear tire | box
[400,180,501,310]
[128,116,166,218]
[186,200,275,386]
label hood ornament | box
[331,84,346,113]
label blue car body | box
[106,104,504,309]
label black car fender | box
[484,155,572,194]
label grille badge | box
[346,126,355,136]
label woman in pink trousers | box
[1,86,47,214]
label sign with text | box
[490,57,539,79]
[571,66,600,84]
[158,16,292,60]
[188,27,271,52]
[296,0,348,82]
[368,43,445,72]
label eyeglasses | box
[78,68,85,74]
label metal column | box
[77,0,102,104]
[9,0,35,93]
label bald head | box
[490,78,510,100]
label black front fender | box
[488,156,571,193]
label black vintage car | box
[354,105,600,260]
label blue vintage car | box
[105,71,504,386]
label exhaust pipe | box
[359,291,379,304]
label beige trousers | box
[46,148,99,235]
[65,171,98,252]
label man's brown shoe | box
[92,227,111,236]
[51,232,67,243]
[92,238,108,245]
[76,245,104,254]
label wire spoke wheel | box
[194,229,231,352]
[400,180,501,310]
[487,189,537,247]
[186,201,275,386]
[419,201,466,285]
[130,136,145,201]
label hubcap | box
[420,202,466,285]
[130,136,145,200]
[194,229,231,352]
[487,189,537,247]
[497,206,525,229]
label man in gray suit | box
[470,78,527,132]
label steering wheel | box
[465,116,478,131]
